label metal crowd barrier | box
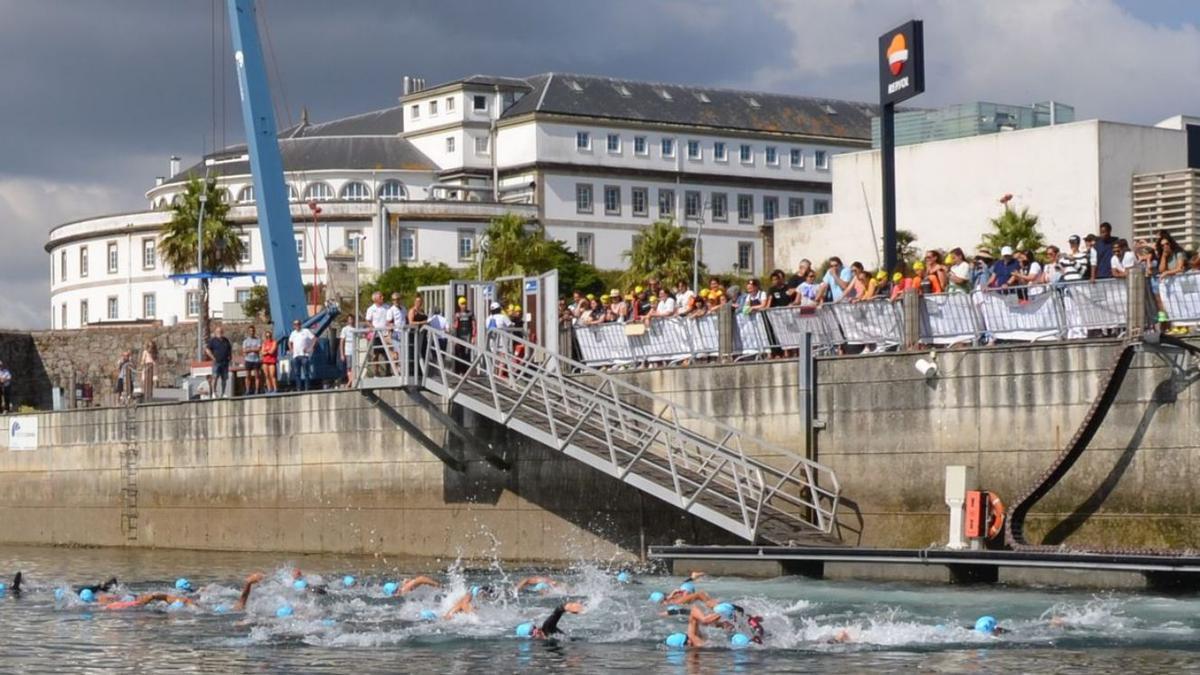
[1059,278,1128,335]
[760,306,843,353]
[1160,271,1200,326]
[828,299,903,347]
[920,292,980,346]
[974,285,1063,342]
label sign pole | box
[881,102,897,274]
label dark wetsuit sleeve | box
[540,605,567,635]
[665,608,690,616]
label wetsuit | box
[74,577,118,594]
[539,604,570,637]
[9,572,22,597]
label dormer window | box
[657,89,673,101]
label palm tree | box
[479,212,557,279]
[980,205,1045,254]
[896,229,920,268]
[621,219,699,287]
[158,176,245,338]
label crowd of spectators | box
[563,223,1200,336]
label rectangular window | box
[60,250,67,281]
[446,97,455,112]
[687,140,701,160]
[790,148,804,168]
[142,238,156,269]
[606,133,620,153]
[575,183,593,213]
[765,146,778,165]
[238,234,251,264]
[236,289,252,305]
[737,194,753,223]
[684,190,701,220]
[141,293,155,319]
[631,187,648,217]
[295,232,306,262]
[400,230,416,261]
[457,229,475,261]
[107,296,118,320]
[815,150,829,169]
[714,141,727,162]
[429,100,438,116]
[576,233,594,264]
[764,196,778,222]
[661,138,675,158]
[410,104,419,119]
[658,189,674,218]
[79,300,89,326]
[814,199,831,214]
[107,242,118,273]
[633,136,647,155]
[473,95,487,111]
[576,131,591,150]
[604,185,621,215]
[737,242,755,274]
[739,144,752,163]
[60,303,67,328]
[79,247,89,278]
[186,291,200,318]
[474,135,490,155]
[445,136,455,153]
[346,229,364,261]
[788,197,805,218]
[712,193,727,221]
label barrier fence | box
[568,272,1200,368]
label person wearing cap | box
[663,604,728,648]
[515,601,585,639]
[987,246,1020,288]
[451,296,475,374]
[287,319,316,391]
[971,248,993,290]
[387,292,408,331]
[1060,235,1087,282]
[946,248,970,293]
[1083,234,1100,281]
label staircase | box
[366,327,841,545]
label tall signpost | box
[878,20,925,274]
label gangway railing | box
[374,324,840,544]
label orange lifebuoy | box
[986,493,1005,540]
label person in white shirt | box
[946,248,971,293]
[484,302,513,374]
[339,316,357,388]
[287,319,317,391]
[674,280,696,317]
[644,288,676,323]
[1111,238,1137,278]
[388,292,408,329]
[364,292,391,376]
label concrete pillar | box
[1126,267,1147,339]
[717,303,734,362]
[902,291,921,349]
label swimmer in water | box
[74,577,119,596]
[381,575,442,598]
[664,604,725,648]
[973,615,1008,636]
[103,593,195,611]
[2,572,23,597]
[443,584,498,619]
[515,601,585,639]
[514,576,558,595]
[289,568,330,595]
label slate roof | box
[501,73,877,140]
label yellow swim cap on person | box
[457,296,467,305]
[586,294,595,301]
[635,286,644,293]
[609,289,620,297]
[913,261,925,271]
[874,270,886,281]
[699,289,709,298]
[892,272,903,282]
[944,254,954,265]
[514,304,522,312]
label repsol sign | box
[879,20,925,105]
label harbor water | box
[1,545,1198,673]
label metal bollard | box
[1126,267,1147,340]
[717,303,735,362]
[902,292,921,350]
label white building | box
[48,72,878,329]
[771,114,1200,271]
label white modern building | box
[771,113,1200,271]
[48,72,878,329]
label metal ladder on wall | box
[362,326,841,545]
[120,403,139,542]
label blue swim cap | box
[515,621,535,638]
[175,578,192,592]
[649,591,665,603]
[470,585,480,598]
[0,583,6,592]
[419,609,438,622]
[382,581,399,596]
[975,616,998,634]
[321,618,336,627]
[532,582,549,592]
[276,605,294,618]
[617,571,631,584]
[714,602,735,619]
[665,632,688,648]
[731,633,751,648]
[79,589,95,603]
[168,600,185,611]
[214,605,229,614]
[679,580,696,593]
[342,575,355,588]
[54,588,65,602]
[293,579,308,591]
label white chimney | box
[155,177,165,186]
[169,156,181,177]
[403,76,412,96]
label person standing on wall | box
[205,326,233,399]
[0,360,14,413]
[139,340,157,403]
[364,291,390,377]
[1093,222,1115,281]
[288,319,316,391]
[451,296,475,374]
[340,316,357,388]
[261,327,278,394]
[114,351,134,406]
[241,325,263,396]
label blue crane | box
[226,0,340,382]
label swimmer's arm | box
[401,576,441,594]
[539,602,583,636]
[443,594,473,619]
[514,576,556,592]
[233,573,265,611]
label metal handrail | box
[407,324,840,541]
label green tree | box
[477,212,606,296]
[620,219,701,287]
[362,263,463,310]
[980,206,1045,254]
[896,229,920,268]
[241,285,271,322]
[158,176,245,338]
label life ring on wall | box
[986,493,1005,540]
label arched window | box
[237,185,255,203]
[219,189,233,205]
[303,182,334,201]
[170,194,182,206]
[287,183,300,202]
[378,180,407,201]
[340,181,372,201]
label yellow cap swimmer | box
[635,286,644,294]
[913,261,925,271]
[457,296,468,305]
[892,272,903,282]
[874,270,886,281]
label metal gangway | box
[358,325,841,545]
